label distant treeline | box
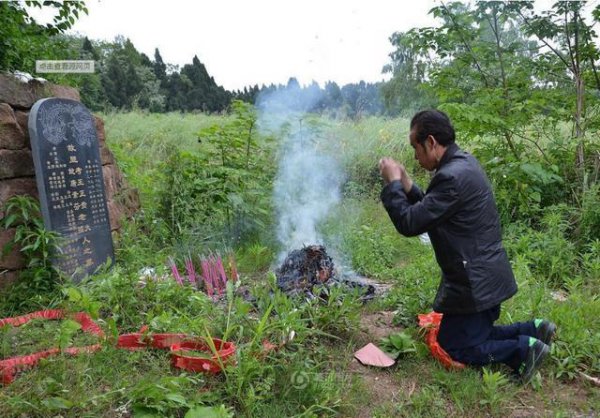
[73,35,383,116]
[1,22,384,117]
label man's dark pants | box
[437,305,536,371]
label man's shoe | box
[534,319,557,345]
[519,338,550,384]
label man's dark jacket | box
[381,143,518,314]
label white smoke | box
[256,85,344,260]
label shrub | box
[158,101,275,245]
[472,138,565,225]
[504,207,576,287]
[578,183,600,245]
[0,196,62,313]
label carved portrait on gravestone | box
[28,98,114,282]
[39,101,96,147]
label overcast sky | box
[54,0,438,90]
[28,0,573,91]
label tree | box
[382,31,436,115]
[135,65,165,112]
[385,1,541,156]
[78,37,105,110]
[153,48,168,87]
[101,53,130,108]
[82,37,100,61]
[98,36,167,111]
[165,71,192,112]
[516,1,600,170]
[0,1,88,71]
[100,37,144,109]
[180,55,229,112]
[323,81,343,111]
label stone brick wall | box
[0,73,140,287]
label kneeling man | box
[379,110,555,382]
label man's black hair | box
[410,109,455,146]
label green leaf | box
[132,406,161,418]
[106,317,119,343]
[41,397,74,410]
[65,287,82,302]
[2,213,18,228]
[185,406,232,418]
[57,319,82,350]
[165,393,187,404]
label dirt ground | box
[345,310,598,418]
[349,311,409,418]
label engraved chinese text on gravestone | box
[28,98,114,281]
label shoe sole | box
[522,344,550,384]
[539,323,557,345]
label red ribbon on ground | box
[117,331,236,374]
[418,311,466,370]
[0,309,104,385]
[0,310,236,385]
[170,339,236,374]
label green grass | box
[101,110,229,210]
[1,111,599,417]
[102,110,227,154]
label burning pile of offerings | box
[275,245,375,301]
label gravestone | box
[28,98,114,281]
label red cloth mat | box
[418,312,466,370]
